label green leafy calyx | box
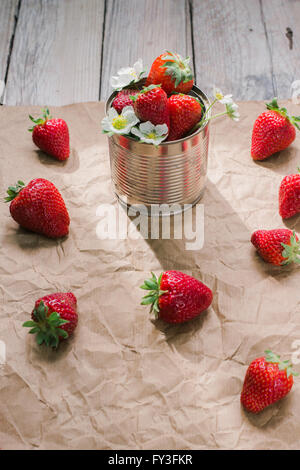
[140,272,168,318]
[161,51,193,87]
[266,98,300,130]
[28,107,51,132]
[23,300,69,349]
[265,350,298,377]
[281,231,300,265]
[5,180,25,202]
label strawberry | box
[29,108,70,161]
[112,89,139,114]
[146,51,194,95]
[131,85,169,128]
[279,170,300,219]
[167,94,202,141]
[251,98,300,161]
[140,271,213,324]
[241,350,297,414]
[5,179,70,238]
[251,229,300,265]
[23,292,78,348]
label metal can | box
[106,85,210,215]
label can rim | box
[105,83,211,146]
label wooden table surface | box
[0,0,299,106]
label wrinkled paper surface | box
[0,101,300,450]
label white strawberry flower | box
[226,102,240,121]
[110,59,146,90]
[101,106,139,135]
[213,86,233,105]
[131,121,169,145]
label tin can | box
[106,85,210,215]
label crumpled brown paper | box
[0,101,300,450]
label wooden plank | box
[191,0,275,100]
[0,0,19,89]
[261,0,300,99]
[100,0,193,100]
[4,0,105,105]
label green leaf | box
[36,332,45,345]
[160,53,193,87]
[141,296,157,305]
[57,329,68,339]
[29,327,40,334]
[23,298,71,348]
[28,107,51,131]
[140,272,169,317]
[265,349,298,377]
[280,231,300,264]
[140,284,151,290]
[4,180,25,202]
[144,279,158,290]
[23,321,37,328]
[48,312,60,322]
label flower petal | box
[122,105,135,116]
[155,124,168,136]
[133,58,144,76]
[139,121,155,133]
[101,116,112,132]
[108,107,118,119]
[118,66,133,75]
[219,94,233,105]
[213,86,223,99]
[122,107,139,125]
[131,127,144,139]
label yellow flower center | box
[112,116,127,130]
[146,132,157,139]
[215,92,224,100]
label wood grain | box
[4,0,105,105]
[191,0,275,100]
[0,0,19,88]
[100,0,193,100]
[261,0,300,99]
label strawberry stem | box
[266,98,300,130]
[281,231,300,264]
[161,51,193,87]
[23,300,69,349]
[28,107,51,132]
[5,180,25,202]
[140,272,168,318]
[265,350,298,377]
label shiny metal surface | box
[106,85,210,214]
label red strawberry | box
[251,229,300,265]
[23,292,78,348]
[279,170,300,219]
[241,350,297,414]
[167,94,202,141]
[146,51,194,95]
[112,89,139,114]
[5,179,70,238]
[131,85,169,128]
[251,98,299,161]
[140,271,213,324]
[29,108,70,161]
